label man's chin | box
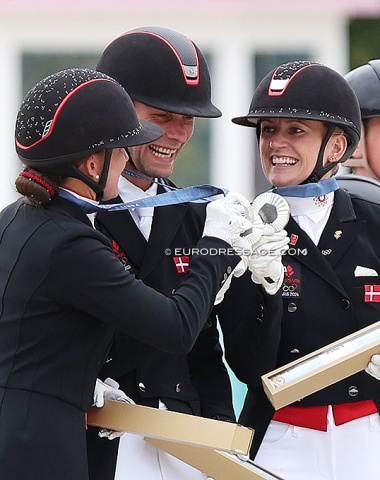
[152,164,175,180]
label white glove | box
[93,377,134,407]
[93,378,135,440]
[203,191,255,249]
[365,354,380,380]
[213,216,266,306]
[248,226,289,295]
[214,220,268,306]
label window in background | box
[170,117,211,187]
[22,52,100,97]
[349,18,380,69]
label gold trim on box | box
[262,320,380,409]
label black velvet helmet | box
[345,59,380,119]
[96,26,221,118]
[232,61,361,183]
[15,68,163,195]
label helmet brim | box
[18,120,163,170]
[231,115,260,127]
[132,94,222,118]
[127,120,163,146]
[232,107,360,135]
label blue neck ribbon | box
[272,177,339,198]
[58,184,228,214]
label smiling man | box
[123,100,196,190]
[86,27,234,480]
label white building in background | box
[0,0,379,209]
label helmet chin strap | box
[71,149,113,200]
[95,148,113,200]
[123,148,163,188]
[303,124,337,184]
[124,147,138,170]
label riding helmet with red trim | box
[96,26,221,118]
[232,61,361,181]
[15,68,163,197]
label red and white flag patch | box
[289,234,298,246]
[173,256,190,274]
[364,285,380,302]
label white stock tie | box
[137,206,154,240]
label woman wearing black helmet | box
[222,61,380,479]
[0,68,259,480]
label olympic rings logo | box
[282,284,298,292]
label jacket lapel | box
[285,189,362,297]
[139,202,188,279]
[96,183,191,279]
[95,197,147,271]
[318,188,364,268]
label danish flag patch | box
[364,285,380,303]
[289,234,298,246]
[173,256,190,274]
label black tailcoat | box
[0,196,238,479]
[219,189,380,458]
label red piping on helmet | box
[124,30,200,86]
[16,78,115,150]
[268,64,316,97]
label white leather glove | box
[93,378,135,440]
[203,192,255,250]
[205,194,265,305]
[213,211,266,305]
[248,225,289,295]
[365,354,380,380]
[93,377,134,407]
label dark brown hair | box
[15,168,62,206]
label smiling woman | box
[0,66,257,480]
[232,60,360,186]
[220,60,380,480]
[259,119,346,188]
